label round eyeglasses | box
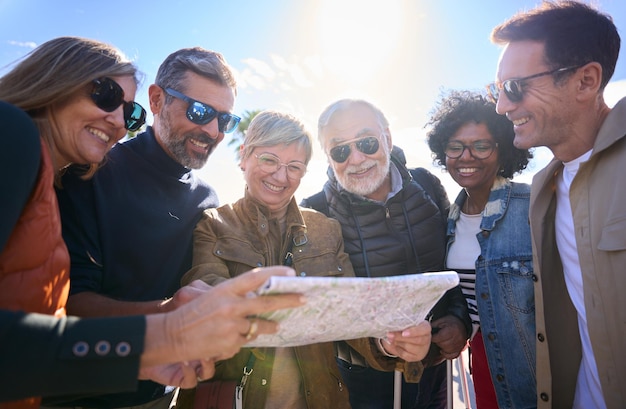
[255,153,307,180]
[444,140,498,160]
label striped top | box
[446,211,482,339]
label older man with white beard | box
[301,99,471,409]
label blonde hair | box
[241,111,313,164]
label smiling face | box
[494,40,580,159]
[52,75,136,168]
[242,143,306,214]
[151,71,235,169]
[320,103,392,201]
[445,122,500,195]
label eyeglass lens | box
[256,153,306,179]
[329,136,380,163]
[486,65,583,104]
[445,141,496,159]
[165,88,240,133]
[91,78,146,131]
[486,81,523,104]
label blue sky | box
[1,0,625,202]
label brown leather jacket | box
[0,139,70,409]
[179,193,404,409]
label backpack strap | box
[409,167,449,221]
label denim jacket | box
[446,178,537,409]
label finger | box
[195,358,216,382]
[179,361,201,389]
[223,266,296,296]
[239,292,305,317]
[441,351,461,360]
[389,344,424,362]
[188,279,213,290]
[401,321,432,337]
[244,318,259,341]
[239,317,279,338]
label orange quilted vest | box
[0,139,70,409]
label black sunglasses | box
[486,64,583,104]
[329,136,380,163]
[164,88,241,133]
[91,77,146,132]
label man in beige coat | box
[487,1,625,408]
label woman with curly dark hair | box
[427,90,536,409]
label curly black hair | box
[426,90,532,179]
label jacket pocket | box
[598,215,626,251]
[295,249,347,277]
[496,259,535,314]
[212,237,265,275]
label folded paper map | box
[246,271,459,347]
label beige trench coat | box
[530,98,626,408]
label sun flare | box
[315,0,407,84]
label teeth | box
[88,127,110,143]
[512,116,530,126]
[190,138,209,148]
[458,168,477,173]
[263,181,285,192]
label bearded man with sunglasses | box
[489,2,625,408]
[53,47,240,409]
[302,99,471,409]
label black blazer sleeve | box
[0,101,41,252]
[0,310,146,402]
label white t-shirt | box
[446,211,482,339]
[555,150,606,409]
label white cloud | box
[7,40,36,49]
[237,68,268,91]
[270,54,315,88]
[242,57,276,80]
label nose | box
[495,92,515,116]
[106,105,127,137]
[346,144,367,164]
[199,118,224,144]
[459,146,474,160]
[272,164,289,181]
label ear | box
[148,84,164,114]
[576,62,603,101]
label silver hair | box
[241,110,313,164]
[317,99,389,147]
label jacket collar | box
[240,190,307,241]
[591,97,626,156]
[448,176,511,232]
[530,97,626,213]
[139,126,193,180]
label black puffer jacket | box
[302,146,471,344]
